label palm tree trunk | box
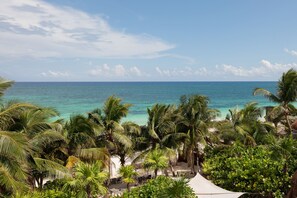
[38,176,43,190]
[169,161,176,177]
[285,111,292,136]
[86,184,91,198]
[154,169,158,178]
[191,150,195,174]
[127,183,130,192]
[120,154,125,166]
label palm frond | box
[33,157,70,178]
[76,148,110,167]
[253,88,281,103]
[0,78,14,97]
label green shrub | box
[116,176,196,198]
[203,144,296,197]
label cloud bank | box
[0,0,174,59]
[221,60,297,78]
[88,64,144,78]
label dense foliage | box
[1,69,297,197]
[117,176,196,198]
[203,143,297,197]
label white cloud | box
[284,48,297,57]
[155,66,208,77]
[41,70,69,78]
[221,60,297,77]
[130,66,142,76]
[0,0,174,59]
[114,65,126,77]
[88,64,143,78]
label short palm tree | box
[144,149,169,178]
[119,165,138,191]
[63,161,108,198]
[253,68,297,135]
[161,177,196,198]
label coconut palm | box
[144,149,169,178]
[178,95,219,173]
[63,161,108,198]
[8,107,60,137]
[117,121,141,166]
[88,96,132,162]
[0,77,13,97]
[65,114,110,166]
[253,68,297,135]
[0,131,30,195]
[221,102,275,146]
[0,101,38,131]
[147,104,186,150]
[88,96,132,151]
[119,165,138,191]
[65,114,98,155]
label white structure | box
[188,173,244,198]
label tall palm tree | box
[0,77,13,97]
[178,95,219,173]
[8,107,59,137]
[65,114,110,167]
[0,131,30,195]
[63,161,108,198]
[147,104,186,150]
[117,121,141,166]
[143,149,169,178]
[0,101,38,131]
[88,96,132,161]
[221,102,275,146]
[254,68,297,135]
[65,114,98,155]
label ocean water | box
[4,82,277,125]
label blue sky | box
[1,0,297,81]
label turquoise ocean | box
[4,82,277,125]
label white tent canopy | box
[188,173,244,198]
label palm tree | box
[221,102,275,146]
[147,104,186,150]
[119,165,138,191]
[254,68,297,135]
[143,149,169,178]
[65,114,98,155]
[88,96,132,154]
[8,107,60,137]
[0,77,14,97]
[88,96,133,176]
[161,177,196,198]
[178,95,219,173]
[0,131,30,195]
[0,101,38,131]
[117,121,141,166]
[65,114,110,167]
[63,161,108,198]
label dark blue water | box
[3,82,277,125]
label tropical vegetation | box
[1,69,297,197]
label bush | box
[116,176,196,198]
[203,144,296,197]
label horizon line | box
[14,80,278,83]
